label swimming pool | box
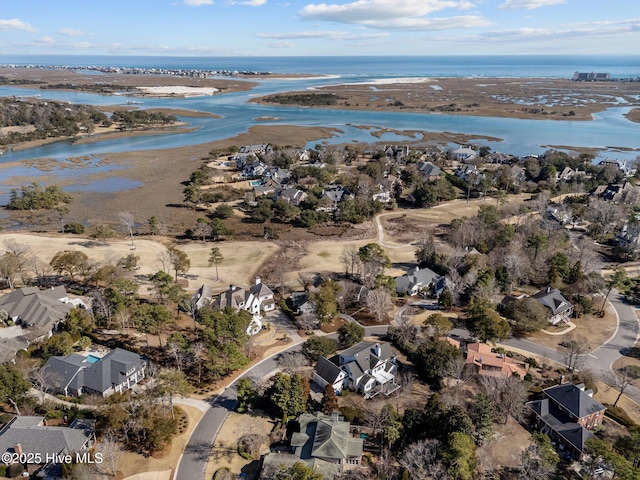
[249,180,262,187]
[85,354,101,364]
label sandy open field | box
[0,232,279,293]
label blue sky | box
[0,0,638,56]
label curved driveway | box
[175,326,388,480]
[177,290,640,479]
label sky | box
[0,0,639,57]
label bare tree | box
[559,333,590,371]
[340,244,361,279]
[366,288,392,323]
[98,431,122,477]
[158,249,172,274]
[167,342,184,372]
[480,376,527,424]
[277,351,309,375]
[117,211,136,246]
[190,342,205,384]
[297,272,315,292]
[611,367,637,407]
[398,438,448,480]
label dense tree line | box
[262,93,343,106]
[0,98,108,145]
[6,182,72,210]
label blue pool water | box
[250,180,263,186]
[85,354,101,364]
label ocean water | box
[2,54,639,79]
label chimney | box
[255,276,261,286]
[560,374,565,384]
[229,284,235,291]
[332,412,339,423]
[546,286,551,293]
[374,343,382,357]
[14,444,22,455]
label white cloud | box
[183,0,214,5]
[257,29,389,40]
[262,41,297,48]
[35,36,55,44]
[58,28,85,37]
[228,0,267,5]
[460,18,640,44]
[499,0,566,9]
[73,42,95,49]
[298,0,487,31]
[300,0,467,22]
[0,18,37,33]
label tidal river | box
[0,73,638,182]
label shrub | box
[7,463,24,478]
[603,403,637,428]
[213,466,233,480]
[64,222,85,234]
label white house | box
[313,341,399,398]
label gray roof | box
[297,412,363,461]
[314,356,344,384]
[417,161,442,177]
[395,267,444,294]
[528,398,595,453]
[0,286,72,335]
[83,348,145,394]
[42,348,145,395]
[0,416,94,459]
[532,288,573,315]
[543,383,605,418]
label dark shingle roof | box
[544,383,605,418]
[532,288,572,315]
[83,348,145,394]
[0,416,94,458]
[0,286,72,334]
[314,356,344,384]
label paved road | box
[503,290,640,403]
[177,290,640,480]
[175,326,388,480]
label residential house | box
[465,342,527,379]
[593,182,640,204]
[616,221,640,253]
[316,186,353,212]
[416,161,442,181]
[527,382,606,459]
[263,167,290,184]
[191,284,212,311]
[243,160,268,177]
[455,164,482,183]
[372,184,392,203]
[313,356,348,394]
[395,266,446,297]
[253,184,276,197]
[555,167,576,182]
[289,292,316,315]
[239,143,272,155]
[230,152,257,170]
[212,277,276,335]
[261,412,363,479]
[313,341,398,398]
[274,188,308,206]
[384,145,410,163]
[532,287,573,325]
[41,347,146,397]
[0,287,88,363]
[599,159,636,177]
[451,146,478,163]
[0,416,95,479]
[486,152,514,164]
